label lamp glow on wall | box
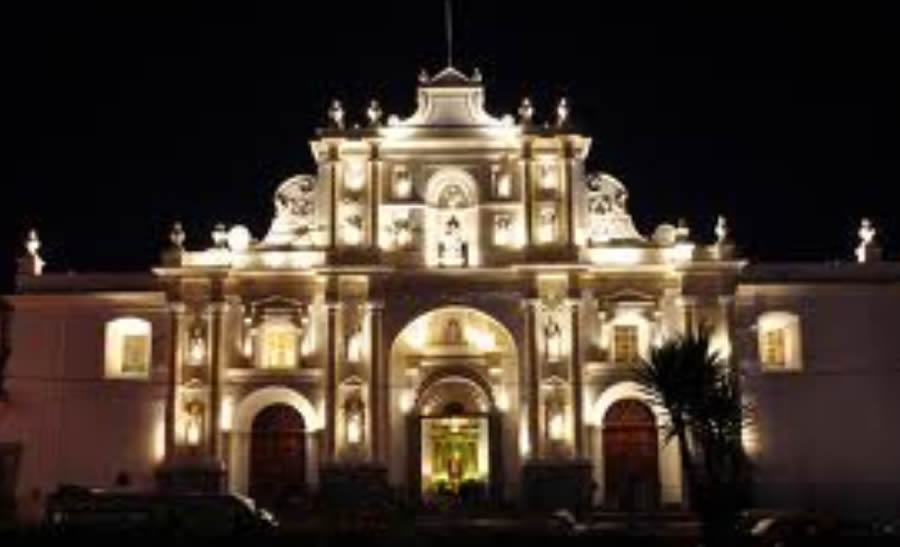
[394,171,412,199]
[548,408,566,441]
[539,162,558,190]
[345,400,364,445]
[220,397,234,432]
[344,161,366,192]
[496,173,511,198]
[494,216,511,246]
[538,208,556,243]
[344,216,363,245]
[187,328,207,366]
[494,385,510,412]
[399,389,415,413]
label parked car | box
[43,486,278,538]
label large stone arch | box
[386,305,520,500]
[589,381,683,507]
[229,387,321,495]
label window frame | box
[104,317,152,380]
[612,324,640,365]
[757,311,803,372]
[258,320,300,370]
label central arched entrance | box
[249,404,306,510]
[416,372,496,504]
[389,306,518,504]
[603,399,660,511]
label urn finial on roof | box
[855,218,882,263]
[18,228,45,276]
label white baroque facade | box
[2,67,899,518]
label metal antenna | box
[445,0,454,67]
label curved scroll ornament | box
[264,175,317,247]
[585,173,645,245]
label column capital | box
[364,301,385,312]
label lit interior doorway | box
[421,408,490,498]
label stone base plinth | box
[522,459,594,513]
[318,463,389,513]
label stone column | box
[208,301,226,459]
[369,148,381,249]
[165,302,187,458]
[569,299,584,457]
[564,142,576,248]
[328,147,339,248]
[369,302,384,462]
[522,143,534,247]
[325,302,338,462]
[523,298,540,459]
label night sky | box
[4,4,898,292]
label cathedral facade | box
[2,67,899,517]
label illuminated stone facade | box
[2,67,899,517]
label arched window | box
[757,311,803,371]
[105,317,152,379]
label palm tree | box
[636,325,751,539]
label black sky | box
[3,3,898,292]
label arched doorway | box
[249,404,306,510]
[389,306,518,503]
[416,374,495,504]
[603,399,659,511]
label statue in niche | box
[442,318,464,346]
[264,175,317,247]
[346,321,363,363]
[438,215,468,266]
[544,316,563,363]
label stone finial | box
[18,229,45,276]
[212,223,228,249]
[675,218,690,242]
[518,98,534,124]
[170,222,186,250]
[366,100,383,126]
[715,215,729,245]
[472,67,482,83]
[328,99,345,129]
[855,218,882,263]
[556,97,570,127]
[419,68,429,84]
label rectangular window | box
[761,328,786,367]
[262,327,297,369]
[121,334,150,374]
[613,325,639,364]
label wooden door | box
[249,404,306,509]
[603,399,659,511]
